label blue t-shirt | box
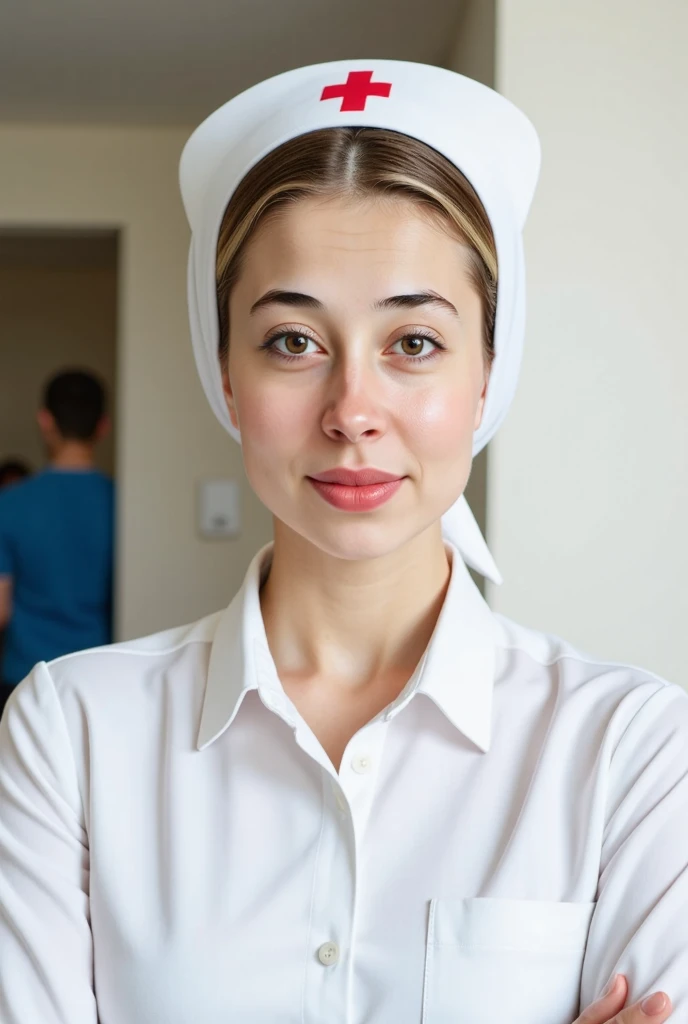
[0,468,114,685]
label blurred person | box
[0,459,32,680]
[0,63,684,1024]
[0,458,32,490]
[0,370,114,715]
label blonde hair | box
[216,127,497,363]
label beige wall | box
[490,0,688,684]
[448,0,495,87]
[0,249,117,476]
[0,125,273,640]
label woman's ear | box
[221,364,240,432]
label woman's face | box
[223,195,489,561]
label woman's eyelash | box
[258,330,447,364]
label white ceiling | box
[0,0,464,125]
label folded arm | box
[580,682,688,1012]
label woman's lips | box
[307,477,405,511]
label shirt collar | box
[197,539,496,754]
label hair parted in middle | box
[215,127,498,367]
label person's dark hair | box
[216,127,498,367]
[0,458,32,489]
[43,370,106,441]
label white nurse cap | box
[180,60,541,584]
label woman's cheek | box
[403,385,477,458]
[237,388,311,488]
[239,385,305,448]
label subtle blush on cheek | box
[239,392,311,452]
[404,389,476,447]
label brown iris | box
[399,337,424,356]
[283,334,309,354]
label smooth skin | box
[221,194,672,1021]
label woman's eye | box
[390,335,443,361]
[277,333,317,355]
[262,333,319,359]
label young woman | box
[0,60,685,1024]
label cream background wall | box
[490,0,688,685]
[0,126,273,640]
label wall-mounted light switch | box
[198,479,241,539]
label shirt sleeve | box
[0,663,97,1023]
[580,681,688,1012]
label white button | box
[317,941,339,966]
[352,753,372,774]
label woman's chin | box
[290,515,431,563]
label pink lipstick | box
[307,468,405,511]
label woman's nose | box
[320,371,389,444]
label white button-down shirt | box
[1,541,687,1023]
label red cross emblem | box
[320,70,392,112]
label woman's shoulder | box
[492,610,687,731]
[0,610,229,790]
[0,611,225,729]
[44,610,225,695]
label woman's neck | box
[259,522,451,692]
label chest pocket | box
[422,897,596,1024]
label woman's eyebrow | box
[373,291,460,319]
[249,290,323,315]
[249,288,460,319]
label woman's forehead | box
[253,192,461,244]
[238,196,474,297]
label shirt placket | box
[300,718,389,1024]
